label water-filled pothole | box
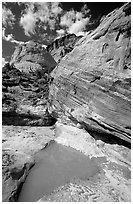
[18,141,99,202]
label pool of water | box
[18,141,99,202]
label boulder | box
[49,3,131,143]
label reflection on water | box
[18,141,99,202]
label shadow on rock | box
[85,127,131,149]
[2,111,57,126]
[68,114,131,149]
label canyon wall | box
[49,3,131,143]
[47,34,83,63]
[2,41,57,126]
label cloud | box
[2,6,15,28]
[3,27,47,49]
[2,57,8,66]
[60,10,76,27]
[56,29,66,38]
[20,2,63,36]
[2,5,24,46]
[18,2,92,41]
[68,18,90,35]
[2,28,25,45]
[20,10,37,36]
[2,2,92,46]
[60,4,91,36]
[42,44,47,49]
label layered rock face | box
[49,3,131,143]
[2,41,57,126]
[10,40,56,73]
[47,34,83,63]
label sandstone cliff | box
[2,41,57,201]
[2,42,57,126]
[10,40,56,73]
[2,3,131,202]
[47,34,83,63]
[49,3,131,143]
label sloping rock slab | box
[49,3,131,143]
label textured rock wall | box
[10,41,56,73]
[47,34,83,63]
[2,41,57,126]
[49,3,131,143]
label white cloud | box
[42,44,47,49]
[55,29,66,39]
[68,18,90,35]
[76,12,83,20]
[2,28,25,45]
[19,2,91,39]
[2,57,8,66]
[20,2,63,36]
[2,5,24,46]
[51,2,63,16]
[2,2,92,44]
[60,5,91,36]
[56,29,65,36]
[2,6,15,28]
[60,10,76,27]
[20,11,37,36]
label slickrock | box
[38,123,131,202]
[2,126,55,202]
[49,3,131,143]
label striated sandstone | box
[49,3,131,143]
[2,41,57,126]
[10,40,56,73]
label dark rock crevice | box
[66,112,131,149]
[8,162,35,202]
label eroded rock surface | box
[49,3,131,143]
[2,126,55,201]
[10,40,56,73]
[38,123,131,202]
[2,41,57,126]
[47,34,82,63]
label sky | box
[2,1,126,65]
